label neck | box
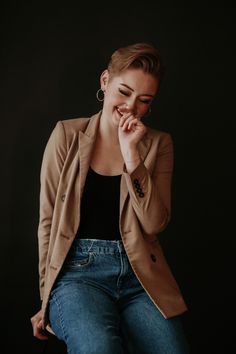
[99,112,119,145]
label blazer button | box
[150,254,156,262]
[133,179,140,187]
[61,194,66,202]
[139,192,144,198]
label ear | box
[100,69,109,90]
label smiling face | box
[100,68,159,126]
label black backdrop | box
[1,2,235,354]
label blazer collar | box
[79,110,152,157]
[80,111,101,140]
[78,109,152,193]
[77,112,101,194]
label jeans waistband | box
[72,238,126,254]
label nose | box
[124,98,137,114]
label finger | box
[122,119,131,131]
[34,330,49,340]
[128,118,139,130]
[124,118,138,131]
[123,117,138,131]
[34,323,49,340]
[119,112,133,127]
[37,319,43,329]
[33,324,48,339]
[31,317,48,340]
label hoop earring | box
[96,88,104,102]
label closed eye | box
[119,88,151,104]
[140,99,151,104]
[119,89,129,96]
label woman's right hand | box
[30,309,49,340]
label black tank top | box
[76,166,122,240]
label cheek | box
[105,90,121,106]
[138,105,149,116]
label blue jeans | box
[48,239,189,354]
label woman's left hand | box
[118,113,147,149]
[118,113,147,173]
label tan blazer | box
[38,111,188,329]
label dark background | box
[1,2,235,353]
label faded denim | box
[48,239,189,354]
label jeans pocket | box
[65,250,95,269]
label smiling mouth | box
[115,107,123,117]
[116,107,140,120]
[116,107,127,117]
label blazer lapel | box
[75,113,152,233]
[77,113,101,194]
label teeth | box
[116,108,122,115]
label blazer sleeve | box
[123,133,173,236]
[37,121,67,299]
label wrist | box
[124,155,141,174]
[122,145,139,160]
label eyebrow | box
[120,83,154,97]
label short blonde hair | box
[107,42,164,85]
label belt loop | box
[87,240,94,253]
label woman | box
[31,42,189,353]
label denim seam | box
[53,291,67,341]
[116,251,124,291]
